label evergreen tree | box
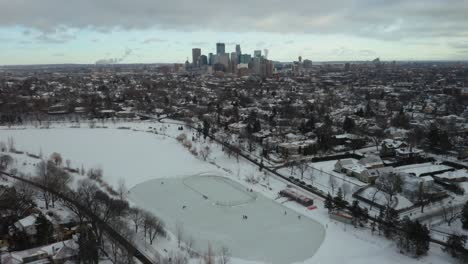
[427,123,440,149]
[365,102,374,117]
[78,225,99,264]
[383,208,399,238]
[324,193,334,213]
[356,108,365,117]
[444,234,467,259]
[343,116,355,133]
[333,188,348,211]
[35,213,53,245]
[391,109,410,129]
[461,201,468,229]
[398,218,430,256]
[350,200,363,227]
[202,119,210,139]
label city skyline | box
[0,0,467,65]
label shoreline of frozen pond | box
[129,174,325,264]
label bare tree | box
[164,252,188,264]
[328,174,337,195]
[176,221,184,248]
[69,178,129,245]
[35,160,52,209]
[106,219,135,264]
[7,137,15,152]
[0,154,13,170]
[50,152,63,166]
[417,182,432,213]
[342,183,351,200]
[65,159,71,168]
[200,146,212,161]
[128,207,145,233]
[218,245,231,264]
[87,166,103,182]
[204,243,215,264]
[368,188,381,211]
[442,202,460,226]
[0,141,6,152]
[117,178,128,201]
[296,160,308,180]
[145,214,165,245]
[376,172,403,209]
[185,236,196,257]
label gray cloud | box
[0,0,467,41]
[142,37,167,44]
[191,41,208,46]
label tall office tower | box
[230,52,238,73]
[254,50,262,58]
[263,49,269,59]
[208,53,214,65]
[235,44,242,62]
[216,43,225,54]
[236,44,241,55]
[192,48,201,67]
[298,56,302,63]
[199,55,208,66]
[230,52,238,64]
[239,54,252,64]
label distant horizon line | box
[1,59,468,67]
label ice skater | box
[182,205,186,209]
[298,215,301,220]
[284,211,287,215]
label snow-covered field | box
[130,174,325,264]
[0,126,220,188]
[0,122,457,264]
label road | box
[0,171,158,264]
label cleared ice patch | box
[183,175,257,207]
[130,175,325,264]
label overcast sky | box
[0,0,467,64]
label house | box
[380,139,408,156]
[358,155,384,169]
[278,140,317,155]
[334,159,367,178]
[359,167,394,184]
[11,214,37,236]
[228,122,248,134]
[395,147,425,161]
[1,239,78,264]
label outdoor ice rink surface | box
[130,174,326,264]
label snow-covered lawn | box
[0,122,458,264]
[359,186,414,211]
[395,162,452,176]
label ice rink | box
[130,175,325,264]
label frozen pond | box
[130,175,325,264]
[0,127,217,188]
